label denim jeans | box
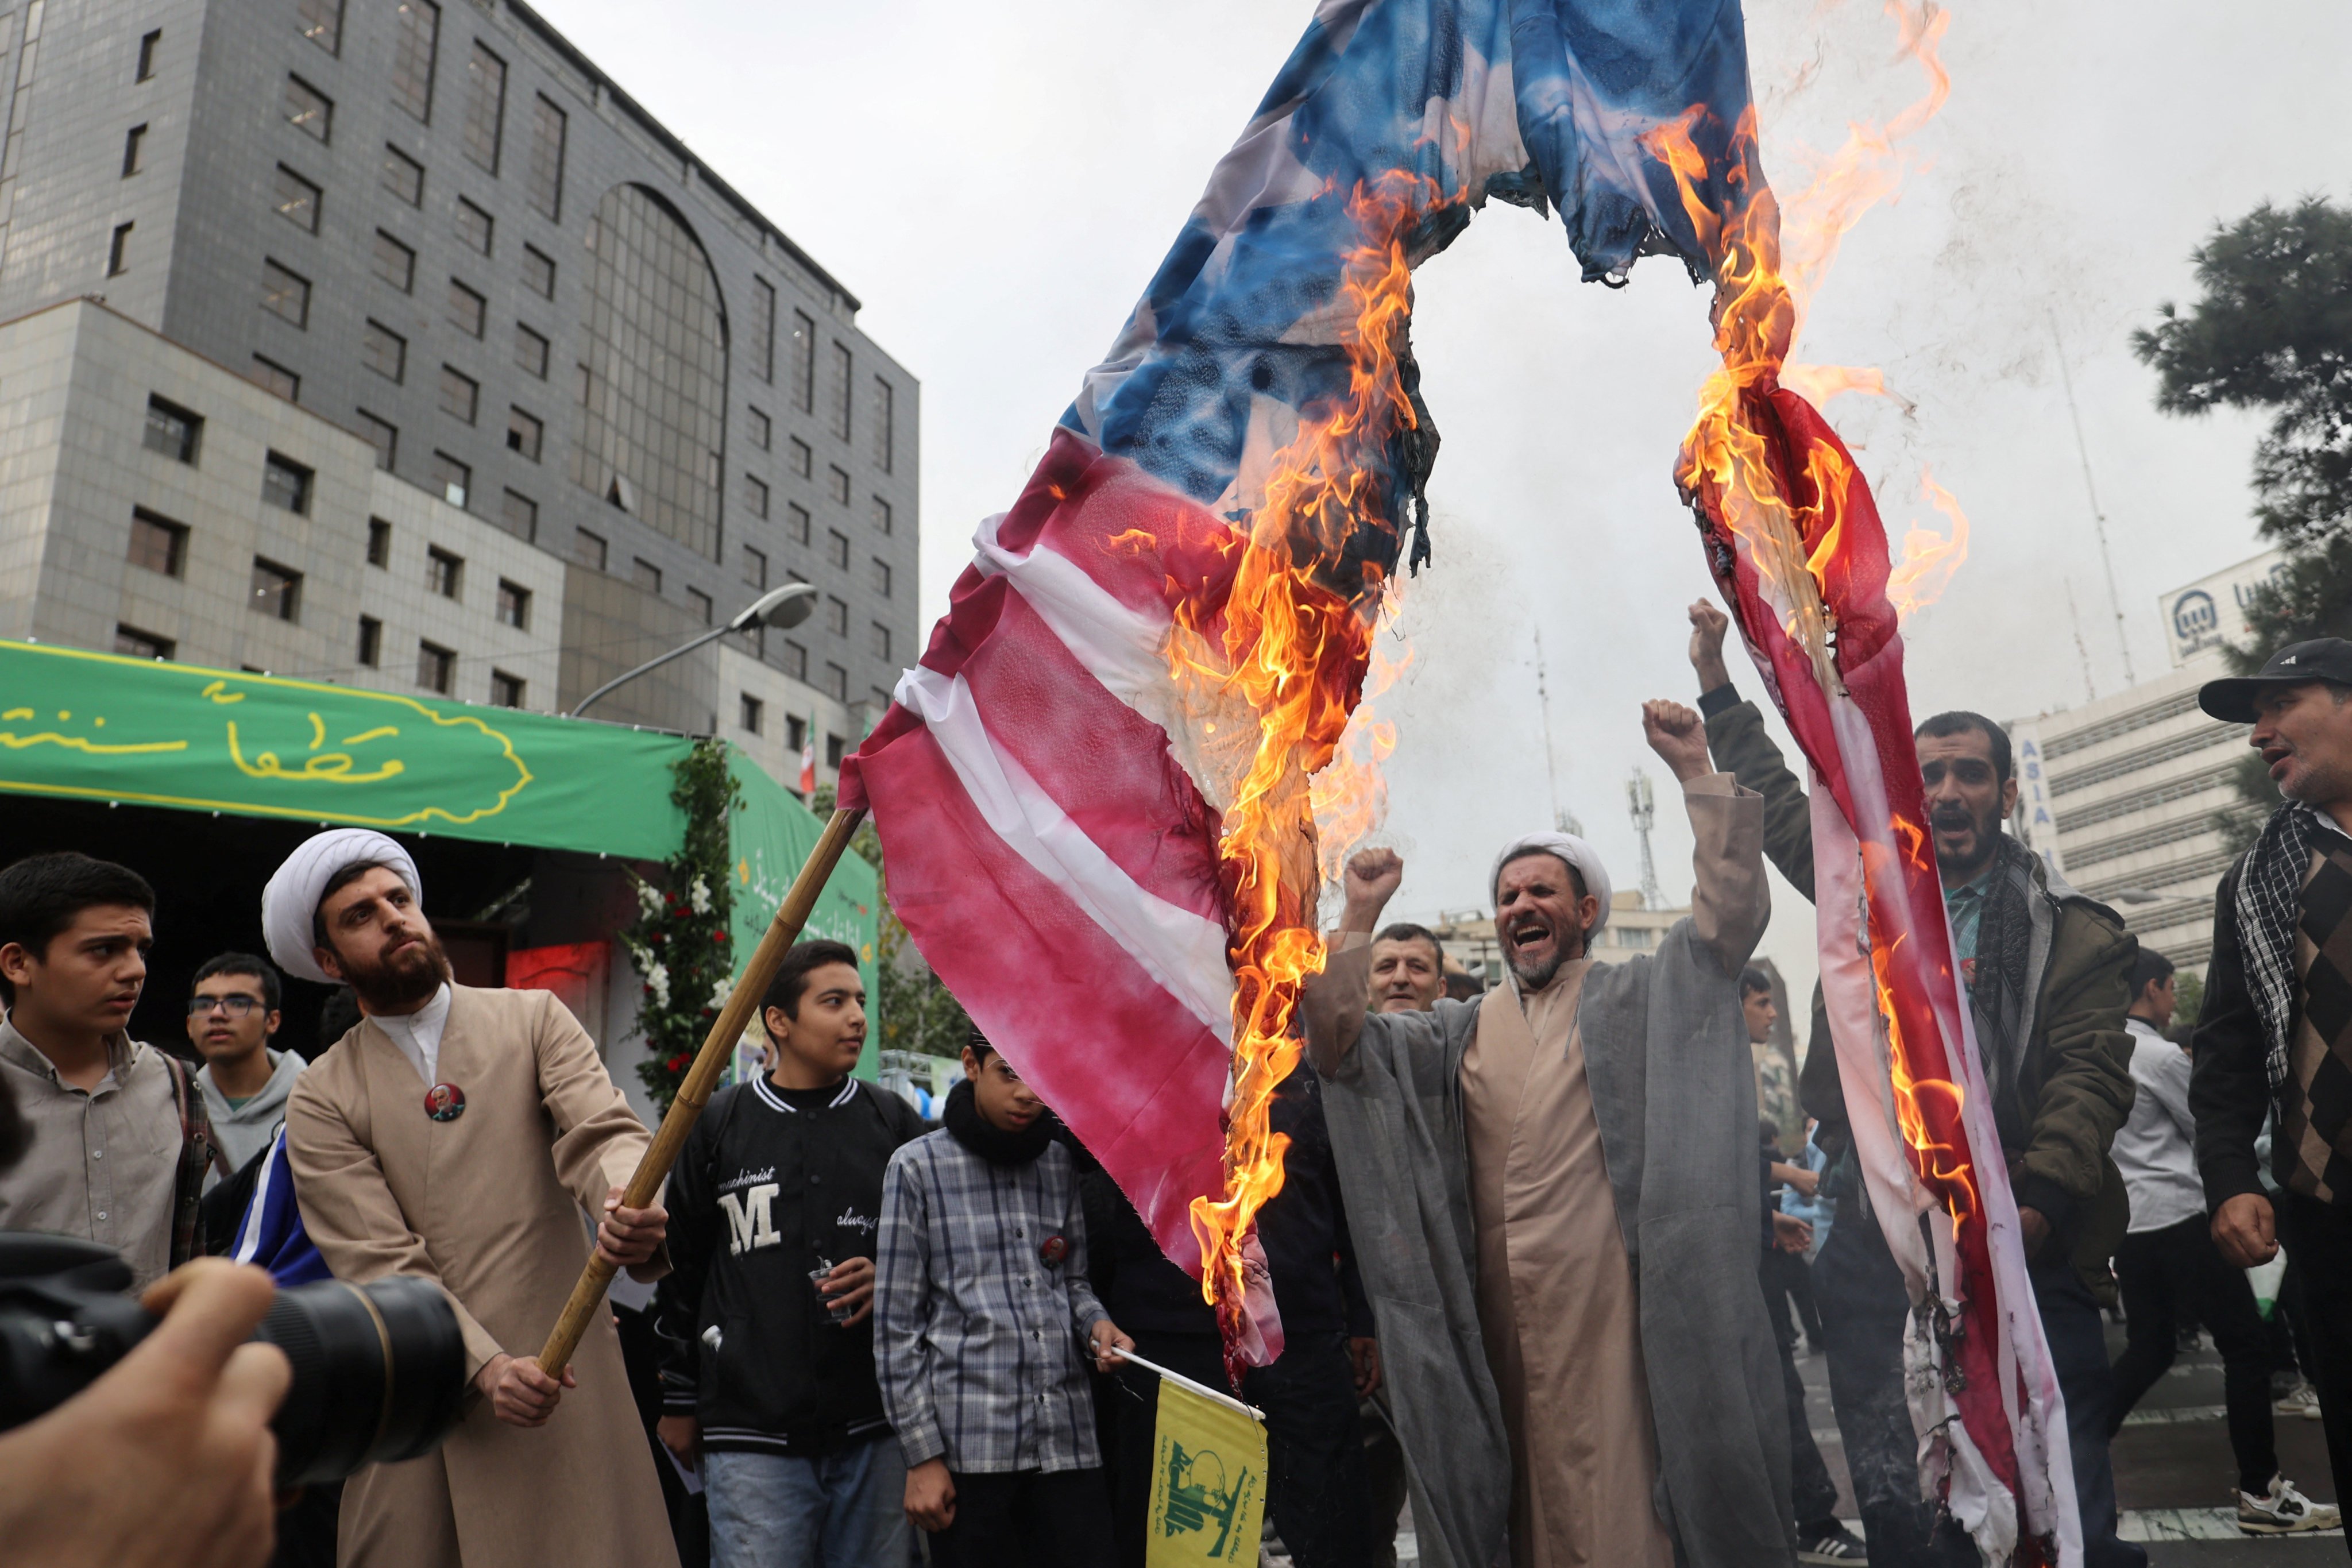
[705,1436,912,1568]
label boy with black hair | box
[187,951,305,1173]
[655,938,928,1567]
[0,851,215,1288]
[877,1030,1133,1567]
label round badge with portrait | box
[423,1082,466,1123]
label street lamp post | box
[567,582,818,720]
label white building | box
[2010,549,2283,976]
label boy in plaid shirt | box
[875,1030,1131,1566]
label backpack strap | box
[156,1051,221,1267]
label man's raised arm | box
[1689,598,1816,902]
[1644,698,1770,976]
[1301,849,1401,1079]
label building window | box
[416,640,454,694]
[122,123,148,176]
[454,196,492,256]
[116,624,173,661]
[356,615,381,667]
[576,528,607,570]
[827,530,849,570]
[571,184,728,562]
[522,244,554,299]
[430,451,470,508]
[489,670,524,708]
[366,517,392,566]
[786,502,810,545]
[526,95,565,221]
[445,278,485,338]
[827,466,849,505]
[824,596,848,636]
[361,319,406,382]
[250,357,300,401]
[106,223,134,276]
[438,365,478,423]
[824,666,847,703]
[284,76,331,142]
[749,276,775,383]
[739,693,763,734]
[260,259,310,326]
[262,452,312,513]
[507,406,542,461]
[136,30,163,82]
[788,438,812,479]
[743,544,768,589]
[871,496,893,536]
[273,165,320,233]
[829,343,853,441]
[462,43,504,173]
[631,557,662,594]
[356,410,397,470]
[372,230,415,292]
[298,0,343,54]
[381,144,423,206]
[790,310,815,413]
[785,713,808,751]
[514,322,549,379]
[747,406,771,451]
[496,578,530,629]
[249,558,302,621]
[871,558,891,597]
[128,509,187,576]
[391,1,438,123]
[872,378,894,472]
[686,587,713,626]
[781,640,807,681]
[745,473,768,519]
[426,546,463,599]
[870,623,891,661]
[500,489,536,540]
[143,396,200,463]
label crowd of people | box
[7,616,2352,1568]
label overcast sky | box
[539,0,2352,1001]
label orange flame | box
[1887,464,1971,621]
[1311,631,1411,894]
[1163,173,1439,1366]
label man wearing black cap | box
[2193,636,2352,1542]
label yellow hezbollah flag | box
[1145,1374,1266,1566]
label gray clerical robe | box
[1304,775,1793,1568]
[286,984,679,1568]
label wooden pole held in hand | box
[536,805,868,1374]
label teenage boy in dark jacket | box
[654,939,926,1568]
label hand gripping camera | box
[0,1234,468,1485]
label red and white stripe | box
[845,428,1294,1291]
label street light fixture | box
[568,581,818,719]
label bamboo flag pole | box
[537,805,867,1373]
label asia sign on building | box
[2160,549,2285,668]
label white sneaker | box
[2238,1474,2342,1535]
[2274,1382,2326,1422]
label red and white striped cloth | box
[844,429,1349,1305]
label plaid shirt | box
[875,1129,1109,1473]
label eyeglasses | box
[187,995,263,1017]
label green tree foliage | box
[621,739,740,1110]
[812,784,970,1059]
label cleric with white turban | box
[261,828,422,986]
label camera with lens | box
[0,1234,469,1485]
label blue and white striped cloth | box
[231,1125,330,1287]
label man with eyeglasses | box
[186,952,304,1176]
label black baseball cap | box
[2197,638,2352,723]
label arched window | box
[571,184,727,559]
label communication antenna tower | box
[2064,579,2099,705]
[2049,310,2137,686]
[1627,767,1662,910]
[1534,626,1575,835]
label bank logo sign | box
[2161,550,2284,668]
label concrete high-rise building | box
[0,0,916,775]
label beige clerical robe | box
[285,984,678,1568]
[1460,774,1769,1568]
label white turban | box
[1490,832,1613,938]
[262,828,422,984]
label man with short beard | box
[2194,637,2352,1544]
[1368,922,1447,1013]
[1303,700,1791,1568]
[267,829,679,1568]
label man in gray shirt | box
[186,951,303,1176]
[0,852,212,1289]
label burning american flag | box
[843,1,2071,1559]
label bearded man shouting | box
[1303,700,1793,1568]
[267,829,679,1568]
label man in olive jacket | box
[1688,601,2142,1568]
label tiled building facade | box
[0,0,916,770]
